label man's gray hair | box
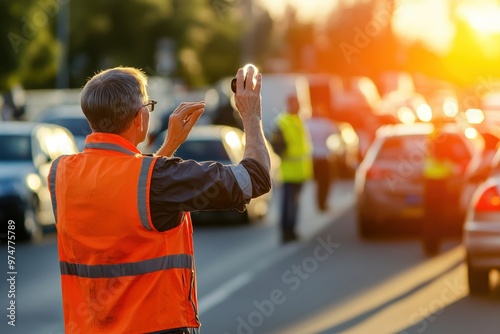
[81,66,148,134]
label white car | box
[463,155,500,294]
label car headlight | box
[26,173,42,192]
[465,108,485,125]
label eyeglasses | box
[142,100,157,113]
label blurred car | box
[376,90,433,124]
[463,174,500,294]
[149,125,278,224]
[336,121,361,177]
[355,123,484,238]
[33,104,92,151]
[322,121,360,179]
[0,122,78,241]
[458,112,500,207]
[146,95,213,149]
[331,76,384,160]
[480,91,500,125]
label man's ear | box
[133,110,143,130]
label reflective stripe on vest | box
[60,253,193,278]
[84,142,136,155]
[138,157,155,230]
[48,155,65,224]
[48,142,156,231]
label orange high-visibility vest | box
[48,133,200,334]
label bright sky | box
[457,0,500,34]
[392,0,456,55]
[256,0,500,55]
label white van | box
[260,73,311,138]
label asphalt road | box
[1,180,500,334]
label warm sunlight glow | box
[275,247,467,334]
[458,2,500,35]
[224,131,242,151]
[392,0,455,55]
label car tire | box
[421,218,440,256]
[422,237,440,256]
[467,258,490,295]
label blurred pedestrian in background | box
[271,95,313,243]
[306,103,337,212]
[421,119,459,255]
[48,66,271,333]
[1,84,26,121]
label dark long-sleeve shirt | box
[150,157,271,231]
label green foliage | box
[1,0,248,89]
[68,0,244,87]
[6,0,495,91]
[0,0,60,90]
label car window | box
[46,118,92,138]
[375,133,471,164]
[375,135,426,161]
[0,135,32,161]
[176,140,231,163]
[36,127,77,161]
[436,133,471,164]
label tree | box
[1,0,257,89]
[0,0,59,89]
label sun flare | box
[458,2,500,35]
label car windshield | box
[176,140,230,162]
[376,133,471,164]
[376,135,427,161]
[46,118,92,137]
[0,135,31,161]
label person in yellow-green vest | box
[271,95,313,243]
[421,123,459,255]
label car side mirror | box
[33,152,51,168]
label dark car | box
[32,104,92,151]
[149,125,277,224]
[0,122,78,241]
